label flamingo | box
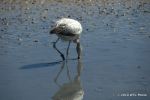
[50,18,82,61]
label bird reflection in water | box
[52,59,84,100]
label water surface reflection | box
[52,59,84,100]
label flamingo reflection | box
[52,59,84,100]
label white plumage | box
[56,18,82,34]
[50,18,82,60]
[50,18,82,41]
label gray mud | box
[0,0,150,100]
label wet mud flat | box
[0,0,150,100]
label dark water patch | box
[20,58,77,69]
[20,61,62,69]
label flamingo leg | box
[53,38,65,61]
[66,41,71,60]
[76,41,81,59]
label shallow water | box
[0,0,150,100]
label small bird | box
[50,18,82,60]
